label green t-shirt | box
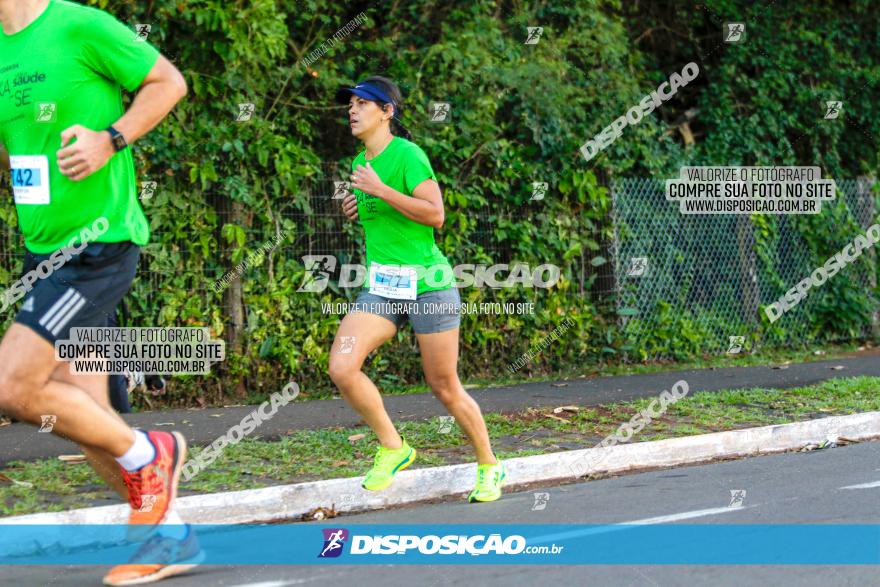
[0,0,158,254]
[352,136,454,294]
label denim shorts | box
[352,288,461,334]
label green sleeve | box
[81,10,160,92]
[403,145,437,195]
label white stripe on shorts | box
[39,288,77,329]
[47,293,87,337]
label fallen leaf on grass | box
[59,455,87,464]
[0,473,33,488]
[553,406,580,414]
[332,461,350,466]
[348,434,365,443]
[544,414,570,423]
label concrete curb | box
[3,411,879,555]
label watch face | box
[112,134,127,151]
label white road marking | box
[231,581,311,587]
[625,505,751,525]
[529,505,754,545]
[840,480,880,490]
[230,570,373,587]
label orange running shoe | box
[120,430,187,541]
[103,525,203,585]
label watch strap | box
[106,126,128,152]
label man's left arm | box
[56,55,187,182]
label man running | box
[0,1,196,584]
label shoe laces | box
[121,469,143,510]
[374,445,404,470]
[130,534,178,564]
[476,466,499,489]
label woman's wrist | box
[374,184,393,201]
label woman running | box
[329,76,506,502]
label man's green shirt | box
[0,0,159,253]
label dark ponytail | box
[362,75,413,140]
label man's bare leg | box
[50,362,129,499]
[0,324,135,457]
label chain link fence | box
[2,171,877,364]
[0,161,591,331]
[611,177,878,359]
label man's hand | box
[342,193,359,220]
[56,125,115,182]
[350,162,386,198]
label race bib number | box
[369,263,418,300]
[10,155,50,205]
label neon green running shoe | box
[361,440,416,491]
[468,461,507,503]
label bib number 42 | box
[12,168,35,187]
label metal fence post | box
[735,215,760,327]
[856,176,879,340]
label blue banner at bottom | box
[0,524,878,565]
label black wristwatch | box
[106,126,128,152]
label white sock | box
[116,430,156,472]
[158,510,189,540]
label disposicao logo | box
[319,528,349,558]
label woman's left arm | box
[351,162,445,229]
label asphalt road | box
[10,439,880,586]
[3,351,879,464]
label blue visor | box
[335,81,394,107]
